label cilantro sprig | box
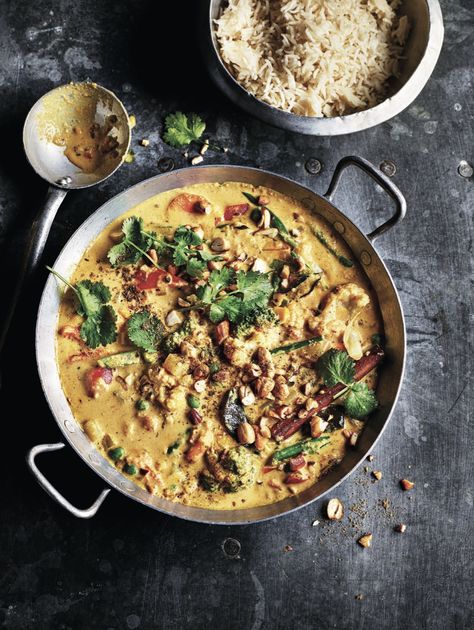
[47,267,117,348]
[159,226,221,278]
[107,216,158,268]
[162,112,224,153]
[127,310,165,352]
[317,349,378,419]
[107,219,219,278]
[163,112,206,148]
[195,268,275,324]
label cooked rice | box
[214,0,410,117]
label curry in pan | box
[52,182,384,510]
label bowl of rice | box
[201,0,444,135]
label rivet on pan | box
[457,160,473,179]
[379,160,397,177]
[333,221,345,234]
[222,537,241,559]
[361,251,372,266]
[158,157,175,173]
[56,176,72,187]
[64,419,76,433]
[305,158,322,175]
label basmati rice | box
[214,0,410,117]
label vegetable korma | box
[54,182,384,510]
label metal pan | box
[201,0,444,135]
[28,156,406,522]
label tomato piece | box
[135,269,187,291]
[168,193,211,214]
[224,203,249,221]
[85,367,113,398]
[135,268,167,290]
[289,455,306,471]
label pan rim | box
[35,164,406,524]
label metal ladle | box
[0,82,131,354]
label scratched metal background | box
[0,1,472,629]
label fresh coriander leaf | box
[317,349,355,387]
[163,112,206,148]
[174,225,202,246]
[47,268,117,348]
[235,270,274,310]
[197,267,234,304]
[107,216,156,267]
[127,310,165,352]
[75,280,111,317]
[186,258,207,278]
[344,382,378,419]
[80,305,117,349]
[198,250,220,262]
[209,296,241,323]
[172,243,190,267]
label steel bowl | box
[201,0,444,135]
[28,157,406,522]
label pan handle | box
[26,443,110,519]
[324,155,406,242]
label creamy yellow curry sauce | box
[55,182,383,509]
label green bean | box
[272,435,330,463]
[270,336,322,355]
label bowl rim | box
[204,0,444,135]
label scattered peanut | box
[242,362,262,382]
[253,376,275,398]
[310,416,328,438]
[372,470,383,481]
[400,479,415,491]
[239,385,256,406]
[215,320,230,345]
[395,523,407,533]
[358,533,373,548]
[237,422,256,445]
[166,309,184,327]
[326,497,344,520]
[349,433,358,447]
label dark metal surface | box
[0,1,472,629]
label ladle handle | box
[0,185,67,354]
